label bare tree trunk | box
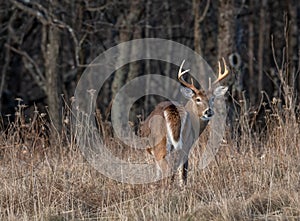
[217,0,237,136]
[111,0,144,129]
[144,0,152,115]
[217,0,234,61]
[193,0,210,56]
[164,0,172,92]
[193,0,210,89]
[127,26,142,125]
[43,24,62,131]
[287,0,299,88]
[111,29,130,98]
[248,0,255,105]
[258,0,267,94]
[193,0,202,56]
[112,0,143,97]
[127,28,142,82]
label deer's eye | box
[195,97,202,103]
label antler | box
[178,60,199,93]
[213,57,229,84]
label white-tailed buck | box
[140,59,229,185]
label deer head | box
[178,59,229,121]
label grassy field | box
[0,96,299,221]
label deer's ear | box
[213,86,228,97]
[180,86,194,99]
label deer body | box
[140,60,229,185]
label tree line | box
[0,0,299,131]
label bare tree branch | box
[5,44,46,92]
[10,0,81,67]
[9,0,50,24]
[198,0,210,23]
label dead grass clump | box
[245,190,296,217]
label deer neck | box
[185,101,209,137]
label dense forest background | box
[0,0,299,131]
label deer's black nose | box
[204,108,214,118]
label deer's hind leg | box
[151,137,172,181]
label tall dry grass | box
[0,77,299,220]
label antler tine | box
[178,60,199,92]
[213,57,229,84]
[178,60,190,78]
